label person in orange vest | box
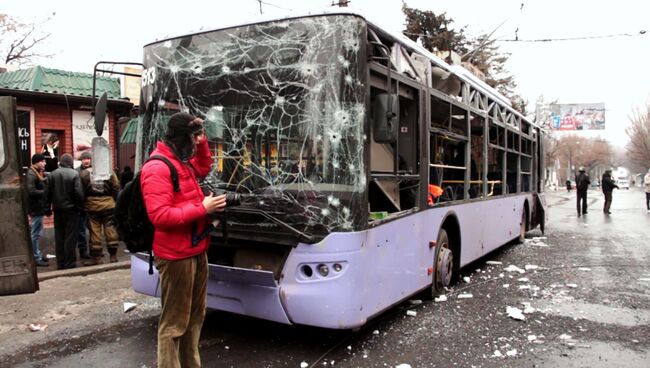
[428,184,443,206]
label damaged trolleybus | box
[130,9,546,329]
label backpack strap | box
[145,155,181,192]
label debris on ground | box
[504,265,525,274]
[492,350,503,357]
[408,299,422,305]
[434,295,448,303]
[28,323,48,332]
[406,310,417,317]
[525,264,539,270]
[457,293,473,299]
[45,254,56,259]
[578,267,591,271]
[486,260,502,265]
[506,349,517,356]
[123,302,138,313]
[463,276,471,283]
[506,306,526,321]
[396,364,412,368]
[300,362,308,368]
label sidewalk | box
[36,226,131,280]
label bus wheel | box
[433,228,454,295]
[519,208,527,243]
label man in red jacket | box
[141,112,226,368]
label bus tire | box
[432,228,454,296]
[519,206,527,243]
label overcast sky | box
[3,0,649,147]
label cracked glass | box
[138,15,368,241]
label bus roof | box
[147,7,530,125]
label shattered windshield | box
[139,15,368,239]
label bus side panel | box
[280,215,439,329]
[450,194,531,267]
[131,255,160,297]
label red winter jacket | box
[140,140,212,260]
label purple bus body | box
[132,194,535,329]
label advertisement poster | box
[72,110,109,164]
[547,103,605,131]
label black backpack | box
[115,155,179,274]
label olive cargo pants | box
[87,210,119,257]
[155,253,208,368]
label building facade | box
[0,66,133,171]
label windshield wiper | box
[221,207,315,243]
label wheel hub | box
[436,247,453,288]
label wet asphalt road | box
[3,188,649,367]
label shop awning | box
[120,118,138,144]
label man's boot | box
[109,249,118,263]
[83,256,104,266]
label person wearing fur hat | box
[141,112,227,368]
[75,151,93,259]
[25,153,51,267]
[47,153,84,269]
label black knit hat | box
[31,153,46,164]
[79,151,92,160]
[164,112,203,162]
[165,112,203,139]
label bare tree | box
[543,132,559,167]
[556,134,612,181]
[625,103,650,172]
[0,13,54,66]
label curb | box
[38,260,131,282]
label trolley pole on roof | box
[332,0,350,7]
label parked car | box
[591,179,600,188]
[617,179,630,190]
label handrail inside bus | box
[429,164,466,170]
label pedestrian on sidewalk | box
[75,151,92,259]
[643,169,650,213]
[119,165,134,189]
[25,153,50,267]
[47,154,84,270]
[576,167,590,216]
[80,164,121,265]
[141,112,226,368]
[601,169,618,214]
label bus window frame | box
[368,58,424,218]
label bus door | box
[0,96,39,295]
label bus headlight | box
[333,263,343,272]
[317,264,329,277]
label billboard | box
[547,103,605,131]
[72,110,109,166]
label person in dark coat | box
[25,153,50,267]
[601,169,619,214]
[119,166,134,189]
[47,153,84,269]
[575,167,590,217]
